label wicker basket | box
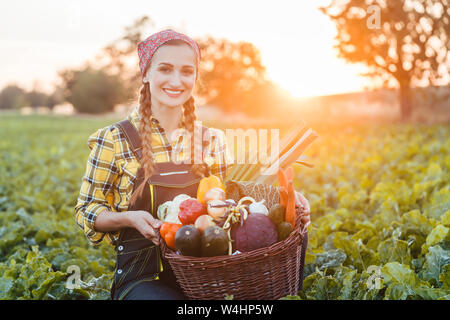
[158,181,308,300]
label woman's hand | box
[127,210,163,245]
[295,191,311,230]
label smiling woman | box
[74,29,221,300]
[74,28,311,301]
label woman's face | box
[145,43,197,109]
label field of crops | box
[0,114,448,300]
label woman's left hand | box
[295,191,311,229]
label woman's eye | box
[182,70,194,75]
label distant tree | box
[59,66,126,114]
[320,0,450,120]
[95,16,155,101]
[0,85,28,109]
[196,36,270,114]
[26,90,48,108]
[45,87,65,110]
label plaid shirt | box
[74,106,230,246]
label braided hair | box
[129,47,209,205]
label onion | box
[207,199,228,220]
[194,215,216,233]
[204,188,226,203]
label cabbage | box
[231,213,278,252]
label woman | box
[74,29,311,300]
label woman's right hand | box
[127,210,163,246]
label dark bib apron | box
[111,162,202,300]
[109,119,207,300]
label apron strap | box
[115,119,143,161]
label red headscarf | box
[137,29,201,80]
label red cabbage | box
[231,213,278,252]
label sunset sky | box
[0,0,370,98]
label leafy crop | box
[0,114,448,299]
[290,122,450,300]
[0,115,116,300]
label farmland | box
[0,113,448,299]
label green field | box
[0,114,449,299]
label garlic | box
[172,194,192,207]
[249,199,269,215]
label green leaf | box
[426,225,449,246]
[333,232,360,265]
[0,278,14,299]
[441,210,450,226]
[384,283,411,300]
[420,245,450,286]
[314,249,347,271]
[339,268,357,300]
[381,262,419,288]
[439,264,450,290]
[401,210,436,237]
[377,238,411,265]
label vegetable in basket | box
[157,193,191,224]
[268,203,285,225]
[160,222,182,250]
[175,225,202,257]
[277,167,297,228]
[277,221,293,241]
[206,199,228,220]
[194,214,216,233]
[286,183,296,228]
[230,213,278,252]
[203,187,226,203]
[178,198,206,225]
[248,199,268,215]
[197,175,226,204]
[201,226,228,257]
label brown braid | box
[183,96,210,178]
[129,82,154,205]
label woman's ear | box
[143,68,151,84]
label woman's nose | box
[168,71,183,88]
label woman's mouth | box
[163,88,184,98]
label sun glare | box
[261,41,368,98]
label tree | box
[196,36,270,114]
[59,66,126,114]
[320,0,450,120]
[45,87,65,110]
[26,90,48,108]
[0,85,28,109]
[95,16,155,101]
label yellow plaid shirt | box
[74,106,230,246]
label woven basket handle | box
[156,229,171,258]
